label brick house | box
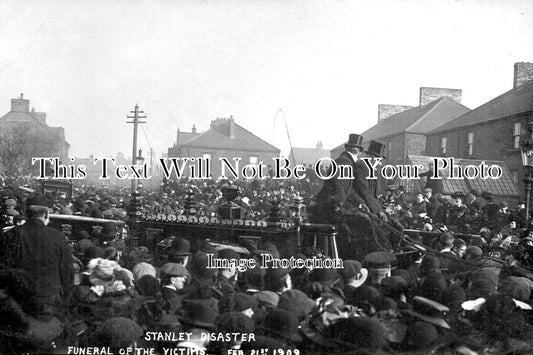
[167,117,280,179]
[0,94,69,175]
[426,62,533,197]
[330,87,470,165]
[288,141,329,169]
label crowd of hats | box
[381,186,527,237]
[3,177,533,353]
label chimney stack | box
[11,93,30,112]
[419,87,462,106]
[378,104,414,122]
[316,141,323,149]
[229,115,235,139]
[514,62,533,89]
[192,124,197,134]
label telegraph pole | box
[148,148,156,176]
[127,105,146,192]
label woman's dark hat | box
[260,309,302,343]
[344,133,364,150]
[309,267,340,286]
[178,300,217,331]
[26,194,52,208]
[482,191,495,200]
[365,140,387,159]
[451,191,466,199]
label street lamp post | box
[520,127,533,227]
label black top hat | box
[365,140,387,159]
[344,134,364,150]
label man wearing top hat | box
[315,133,367,223]
[352,140,388,221]
[0,194,73,305]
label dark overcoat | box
[9,219,74,302]
[315,151,365,222]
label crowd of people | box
[1,153,533,354]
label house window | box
[467,132,474,156]
[441,137,447,155]
[249,156,259,164]
[514,123,521,149]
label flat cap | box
[256,291,279,308]
[3,198,16,207]
[364,251,396,268]
[160,263,188,277]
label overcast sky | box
[1,0,532,160]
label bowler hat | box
[189,251,217,285]
[365,140,387,159]
[344,133,364,150]
[340,260,368,287]
[101,223,118,237]
[168,236,192,256]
